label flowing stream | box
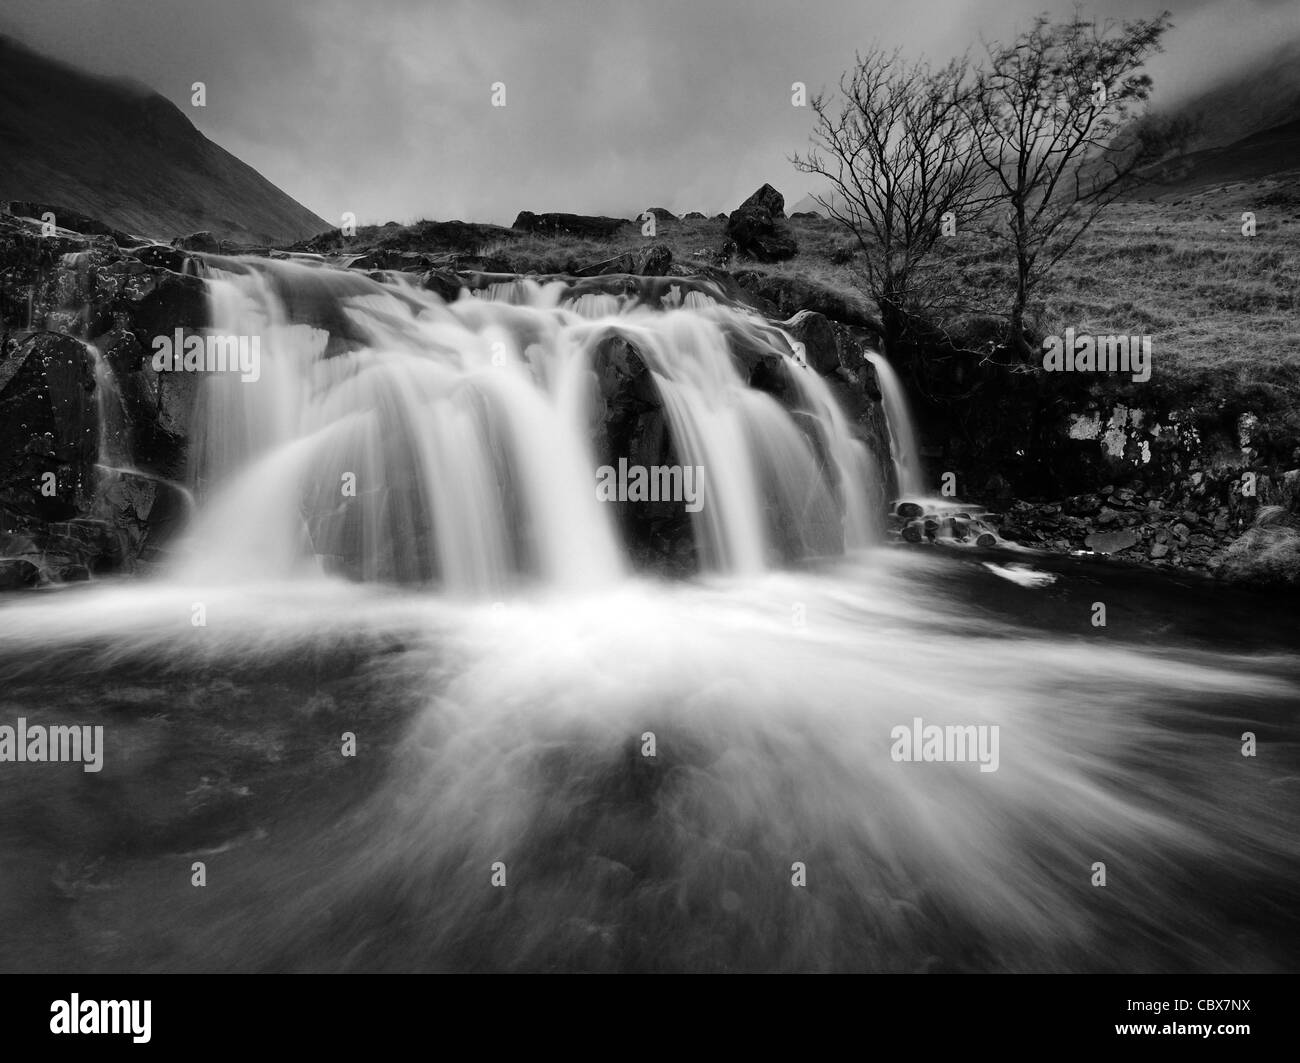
[0,260,1295,972]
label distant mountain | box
[1158,38,1300,156]
[789,192,837,217]
[1140,117,1300,194]
[0,35,328,245]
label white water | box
[865,350,925,499]
[178,260,879,590]
[0,550,1295,971]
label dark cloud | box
[0,0,1293,224]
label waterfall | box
[864,350,924,499]
[176,259,882,590]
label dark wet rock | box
[897,502,924,519]
[782,310,838,375]
[0,331,98,526]
[0,558,39,589]
[420,269,464,303]
[172,231,221,253]
[131,244,190,272]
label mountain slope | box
[1140,117,1300,195]
[0,35,328,245]
[1157,38,1300,155]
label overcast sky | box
[1,0,1294,225]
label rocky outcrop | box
[512,212,631,238]
[0,212,207,582]
[724,184,798,263]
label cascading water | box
[863,348,1006,548]
[864,350,924,499]
[179,258,880,589]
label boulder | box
[724,184,798,263]
[421,269,464,302]
[636,244,672,277]
[643,208,677,222]
[782,310,839,375]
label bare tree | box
[968,10,1174,353]
[791,48,994,346]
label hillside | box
[0,35,328,245]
